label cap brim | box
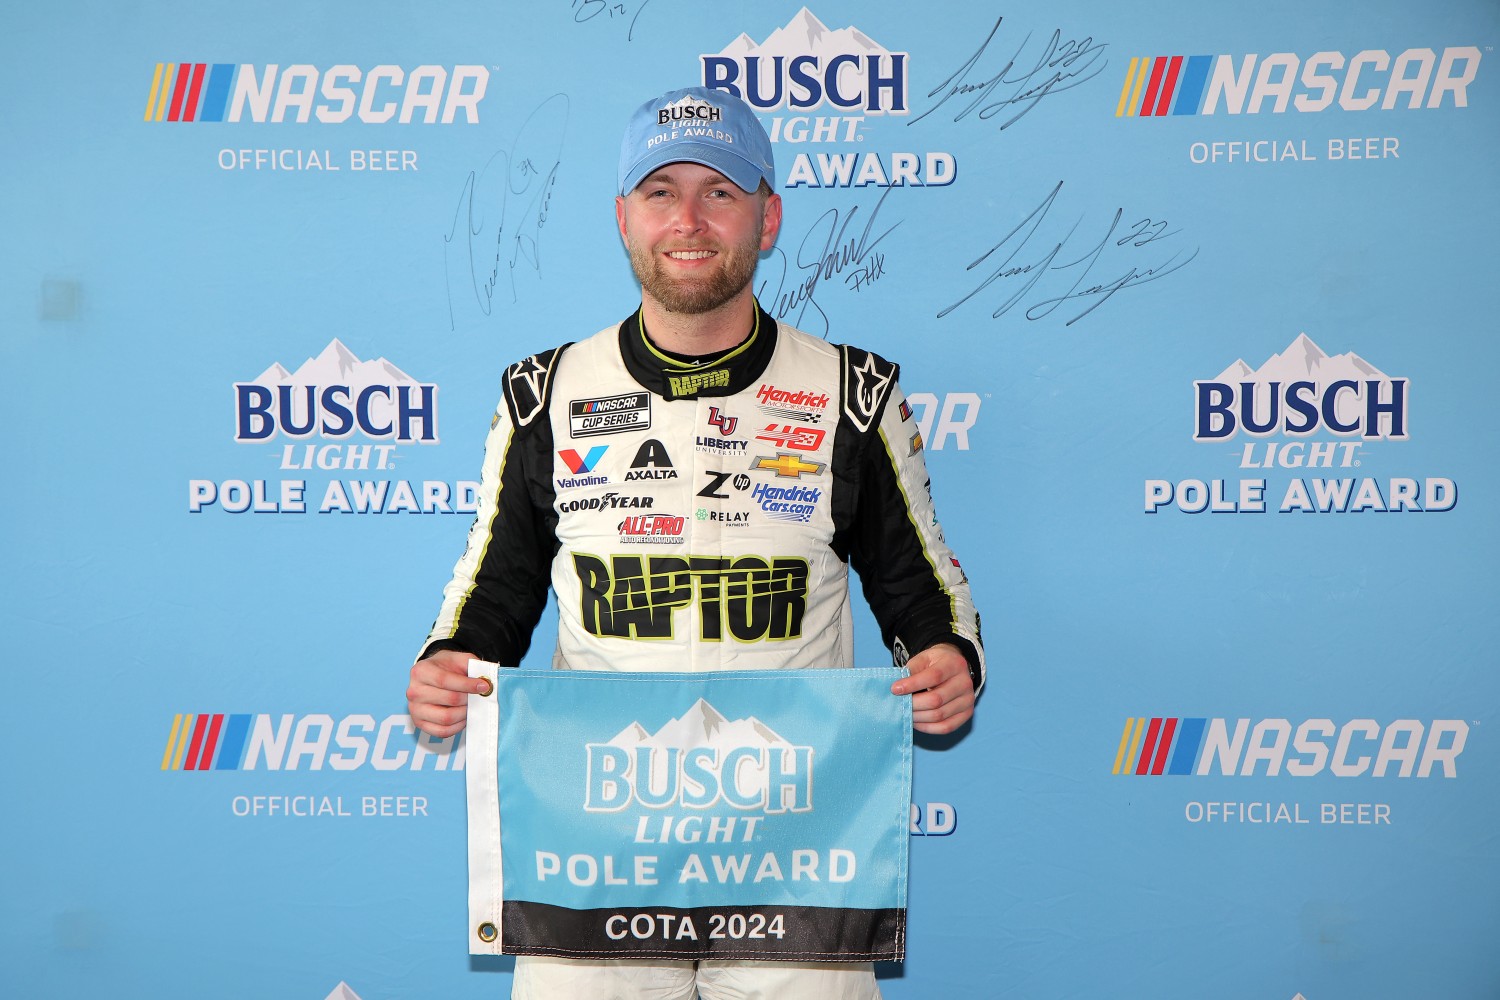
[621,141,766,195]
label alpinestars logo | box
[1145,334,1456,515]
[586,698,814,814]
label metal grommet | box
[477,922,498,943]
[476,677,494,698]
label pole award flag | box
[465,664,912,961]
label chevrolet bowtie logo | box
[754,453,826,478]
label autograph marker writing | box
[571,0,651,42]
[939,182,1197,326]
[911,16,1108,131]
[756,186,901,338]
[443,94,568,329]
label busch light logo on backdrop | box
[702,8,908,114]
[190,340,475,514]
[701,8,956,189]
[1193,334,1406,444]
[1145,334,1455,514]
[235,339,437,445]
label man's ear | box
[760,192,783,251]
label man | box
[408,86,984,1000]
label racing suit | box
[422,303,984,999]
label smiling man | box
[407,86,985,1000]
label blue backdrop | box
[3,1,1497,997]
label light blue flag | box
[466,664,911,961]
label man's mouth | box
[665,249,717,260]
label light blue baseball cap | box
[618,86,775,195]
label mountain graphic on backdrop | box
[712,7,895,62]
[1210,333,1388,386]
[1203,333,1401,434]
[245,339,420,390]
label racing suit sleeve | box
[419,356,560,667]
[846,377,986,694]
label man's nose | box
[670,198,705,233]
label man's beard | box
[628,224,762,315]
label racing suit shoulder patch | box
[502,345,569,428]
[839,345,899,434]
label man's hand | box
[891,642,975,735]
[407,649,492,738]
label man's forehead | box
[638,163,734,187]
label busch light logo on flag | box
[464,666,911,961]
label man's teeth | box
[667,250,716,259]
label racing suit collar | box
[619,302,779,400]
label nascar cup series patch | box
[465,665,911,961]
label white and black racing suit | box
[420,303,984,1000]
[422,303,984,687]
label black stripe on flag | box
[499,900,905,961]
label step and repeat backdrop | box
[4,1,1497,997]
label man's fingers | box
[412,655,491,695]
[908,673,972,714]
[892,663,948,695]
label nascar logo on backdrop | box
[142,61,486,172]
[1114,43,1483,165]
[1111,714,1472,829]
[159,710,459,823]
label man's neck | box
[638,288,757,356]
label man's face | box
[616,163,782,316]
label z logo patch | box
[697,470,751,499]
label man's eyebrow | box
[641,168,734,188]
